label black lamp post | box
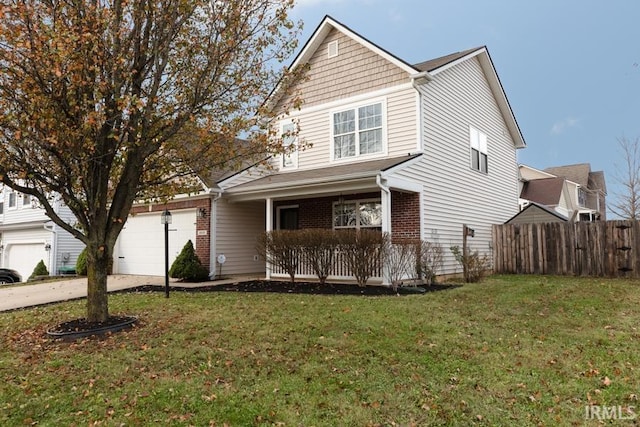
[160,209,172,298]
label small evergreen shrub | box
[28,259,49,280]
[76,248,88,276]
[169,240,210,282]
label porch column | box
[379,181,391,285]
[265,197,273,280]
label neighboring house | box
[0,186,85,281]
[517,163,606,222]
[112,15,527,281]
[505,202,568,225]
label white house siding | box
[53,225,85,274]
[214,199,265,276]
[407,57,520,274]
[280,86,419,171]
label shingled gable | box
[272,15,525,150]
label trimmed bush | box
[418,240,444,285]
[338,230,389,287]
[299,229,338,285]
[385,239,419,290]
[76,248,88,276]
[28,259,49,280]
[169,240,210,282]
[256,230,302,283]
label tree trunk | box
[86,245,112,322]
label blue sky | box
[289,0,640,206]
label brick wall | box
[391,191,421,241]
[273,191,420,240]
[130,197,211,268]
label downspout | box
[209,189,223,279]
[377,174,391,286]
[411,71,432,154]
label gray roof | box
[413,47,483,72]
[226,154,422,194]
[544,163,606,194]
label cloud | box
[550,117,580,135]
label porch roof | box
[224,154,422,201]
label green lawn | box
[1,275,639,426]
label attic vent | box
[328,40,338,58]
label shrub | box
[28,259,49,280]
[450,245,491,283]
[256,230,302,283]
[169,240,210,282]
[385,239,419,290]
[76,248,88,276]
[418,240,444,285]
[339,230,389,287]
[299,229,338,285]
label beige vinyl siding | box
[281,86,418,170]
[396,57,520,274]
[214,199,265,275]
[277,28,410,112]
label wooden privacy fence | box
[492,220,640,277]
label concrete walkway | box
[0,274,263,312]
[0,275,163,312]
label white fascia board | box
[383,176,423,193]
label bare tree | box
[610,137,640,220]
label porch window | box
[470,126,488,173]
[332,101,384,160]
[281,121,298,169]
[333,199,382,230]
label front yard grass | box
[1,275,639,425]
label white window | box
[281,121,298,169]
[21,193,32,207]
[332,101,384,160]
[470,126,488,173]
[7,191,16,209]
[333,199,382,230]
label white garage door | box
[116,210,198,276]
[6,243,48,282]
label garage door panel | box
[6,244,48,282]
[116,210,197,276]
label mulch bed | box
[128,280,462,296]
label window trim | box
[279,120,298,170]
[469,126,488,174]
[332,198,382,230]
[21,193,32,208]
[330,99,387,162]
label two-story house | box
[0,185,85,281]
[517,163,606,222]
[112,16,527,282]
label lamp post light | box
[160,209,172,298]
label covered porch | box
[222,155,423,283]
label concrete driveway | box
[0,275,164,312]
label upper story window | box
[333,199,382,230]
[578,188,587,207]
[7,191,16,209]
[280,121,298,169]
[21,193,32,207]
[470,126,488,173]
[332,101,385,161]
